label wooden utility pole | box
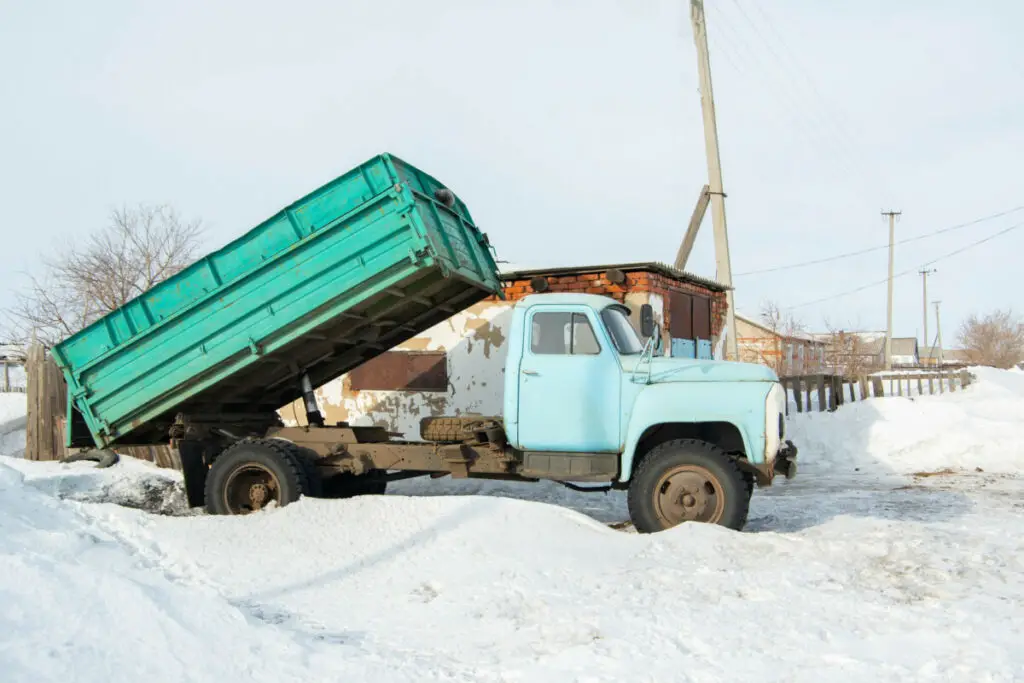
[933,300,944,366]
[882,210,901,370]
[919,269,935,356]
[690,0,738,361]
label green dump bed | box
[52,154,502,448]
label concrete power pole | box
[690,0,739,362]
[882,210,901,370]
[919,269,936,356]
[933,300,944,367]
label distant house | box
[728,314,826,376]
[919,347,971,368]
[808,331,886,376]
[890,338,920,368]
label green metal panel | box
[52,154,502,448]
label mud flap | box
[178,441,209,508]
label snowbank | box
[10,461,1021,682]
[789,366,1024,477]
[0,392,27,457]
[2,456,189,515]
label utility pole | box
[690,0,738,362]
[933,300,944,367]
[882,210,901,370]
[919,269,935,356]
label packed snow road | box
[1,367,1023,682]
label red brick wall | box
[492,269,728,339]
[624,272,728,340]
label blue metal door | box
[516,308,621,452]
[671,338,696,358]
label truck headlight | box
[764,382,785,462]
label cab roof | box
[515,293,623,310]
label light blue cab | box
[502,293,796,532]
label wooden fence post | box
[24,344,68,462]
[817,375,827,412]
[873,377,884,398]
[859,375,868,400]
[917,376,923,396]
[848,380,856,403]
[794,379,803,413]
[25,343,42,460]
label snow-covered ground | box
[0,392,27,458]
[2,368,1023,682]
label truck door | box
[516,308,621,452]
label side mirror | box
[640,304,655,338]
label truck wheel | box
[627,439,749,532]
[204,439,311,515]
[319,471,387,499]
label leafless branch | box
[957,310,1024,369]
[4,204,203,345]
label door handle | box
[521,369,538,376]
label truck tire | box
[204,439,312,515]
[319,471,388,499]
[627,439,749,533]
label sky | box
[1,0,1021,346]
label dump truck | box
[52,153,796,532]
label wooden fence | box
[782,370,973,415]
[2,356,26,392]
[24,343,179,468]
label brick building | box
[728,314,826,376]
[499,262,729,359]
[284,262,728,438]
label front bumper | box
[743,440,798,487]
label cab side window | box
[531,312,600,355]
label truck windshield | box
[601,306,645,355]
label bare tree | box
[5,204,202,345]
[957,309,1024,369]
[821,318,882,378]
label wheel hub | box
[249,483,269,507]
[653,464,725,526]
[223,464,282,514]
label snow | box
[1,368,1023,681]
[0,392,27,457]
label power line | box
[736,205,1024,276]
[703,3,874,201]
[745,0,879,179]
[783,221,1024,310]
[722,0,892,202]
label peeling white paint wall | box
[625,291,667,355]
[281,301,515,439]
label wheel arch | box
[618,383,768,483]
